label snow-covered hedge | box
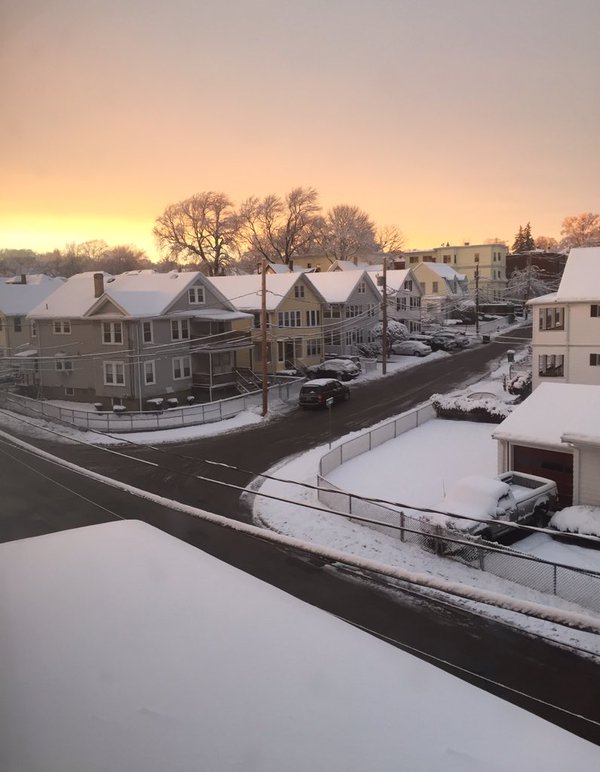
[507,371,532,399]
[431,393,512,424]
[550,506,600,538]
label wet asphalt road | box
[2,327,600,743]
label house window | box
[65,387,74,396]
[410,297,421,309]
[357,281,366,294]
[212,352,232,374]
[102,321,123,344]
[539,307,564,331]
[188,286,205,304]
[30,321,37,337]
[144,360,156,385]
[409,256,419,264]
[306,309,320,326]
[404,280,413,291]
[171,319,190,340]
[294,284,305,299]
[252,312,261,329]
[306,338,321,356]
[345,305,361,318]
[538,354,564,378]
[324,304,341,318]
[443,255,451,264]
[14,317,22,332]
[367,303,377,317]
[590,354,600,367]
[142,321,153,343]
[55,359,73,371]
[432,281,439,293]
[324,331,341,345]
[474,254,480,262]
[396,297,407,311]
[278,311,302,327]
[104,361,125,385]
[53,320,71,334]
[172,356,191,380]
[591,305,600,317]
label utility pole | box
[261,258,268,417]
[381,257,388,375]
[474,260,480,338]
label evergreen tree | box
[511,225,525,253]
[522,222,536,251]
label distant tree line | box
[511,212,600,254]
[153,187,405,276]
[0,241,151,278]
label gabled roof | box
[29,270,236,319]
[374,269,421,295]
[208,273,326,311]
[0,275,65,316]
[415,262,467,281]
[554,247,600,301]
[493,383,600,449]
[305,271,379,303]
[327,260,384,273]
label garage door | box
[512,445,573,507]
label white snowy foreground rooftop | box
[0,521,597,772]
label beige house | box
[404,243,508,301]
[208,273,327,373]
[24,270,253,408]
[528,247,600,391]
[0,274,64,358]
[412,262,469,323]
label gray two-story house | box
[25,270,253,408]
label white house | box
[493,382,600,507]
[528,247,600,390]
[0,274,64,357]
[374,269,423,332]
[305,270,380,357]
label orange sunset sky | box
[1,0,599,260]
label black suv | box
[299,378,351,409]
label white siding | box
[578,447,600,506]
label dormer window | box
[189,286,205,304]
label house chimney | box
[93,272,104,298]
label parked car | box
[425,471,558,545]
[298,378,351,409]
[429,331,470,351]
[391,340,432,357]
[305,358,360,381]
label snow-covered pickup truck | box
[425,471,558,544]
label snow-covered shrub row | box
[431,394,512,424]
[507,371,532,399]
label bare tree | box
[238,186,321,265]
[153,192,240,275]
[317,204,377,263]
[559,212,600,250]
[505,265,558,311]
[376,224,405,256]
[534,235,559,252]
[99,245,151,274]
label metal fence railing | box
[317,403,600,615]
[1,377,304,434]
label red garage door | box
[512,445,573,507]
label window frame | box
[144,360,156,385]
[103,360,125,386]
[538,354,564,378]
[188,286,205,305]
[172,355,192,380]
[53,320,71,335]
[171,318,190,341]
[142,320,153,343]
[102,321,123,345]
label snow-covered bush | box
[431,393,512,423]
[507,371,532,400]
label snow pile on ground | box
[551,506,600,538]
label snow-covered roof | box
[1,519,595,772]
[416,262,467,281]
[208,273,326,311]
[493,383,600,449]
[0,275,64,316]
[554,247,600,301]
[28,270,234,319]
[375,269,414,293]
[305,270,377,303]
[328,260,383,272]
